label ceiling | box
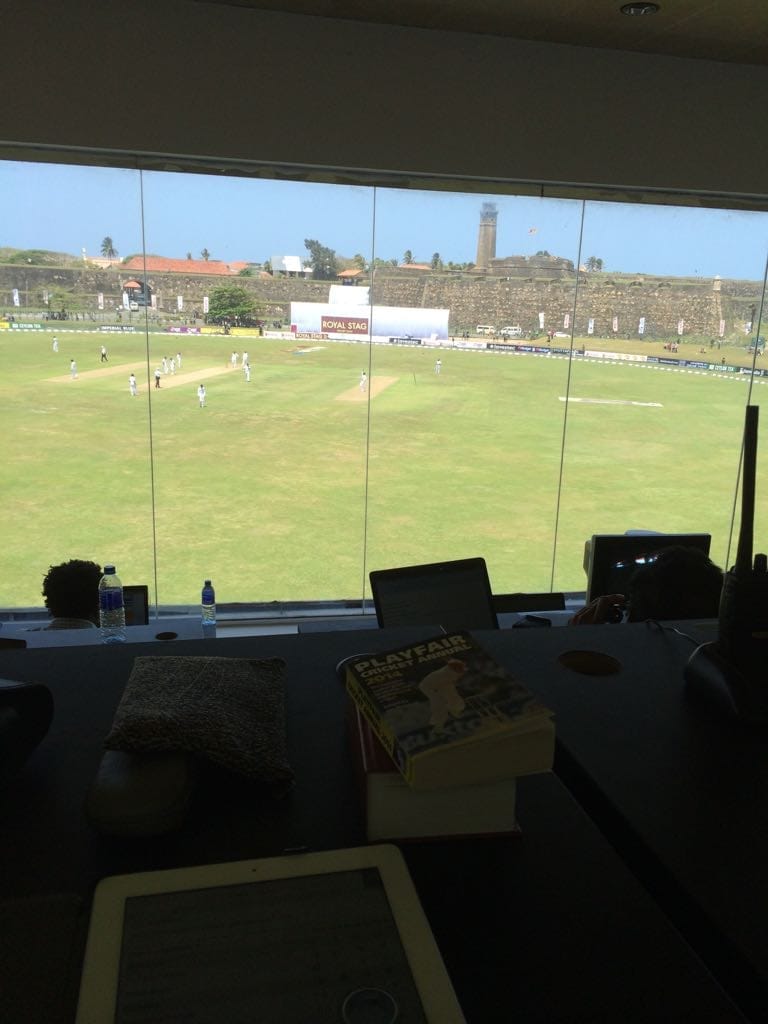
[194,0,768,66]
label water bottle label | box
[100,589,124,612]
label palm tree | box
[100,236,117,259]
[431,252,442,271]
[403,249,414,265]
[201,248,211,261]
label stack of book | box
[339,630,555,842]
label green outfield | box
[0,326,766,606]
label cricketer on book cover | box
[344,631,554,790]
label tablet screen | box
[116,867,428,1022]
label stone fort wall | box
[0,264,763,339]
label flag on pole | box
[203,296,209,314]
[563,313,570,329]
[587,318,594,335]
[639,317,646,335]
[12,288,19,307]
[538,311,545,329]
[612,316,619,333]
[177,295,184,312]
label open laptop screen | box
[370,557,498,630]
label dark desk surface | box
[0,631,745,1023]
[478,621,768,1023]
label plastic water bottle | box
[202,579,216,636]
[99,565,126,644]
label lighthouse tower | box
[476,202,498,271]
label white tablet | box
[76,844,465,1023]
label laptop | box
[369,557,499,631]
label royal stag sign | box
[320,315,370,335]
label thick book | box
[347,700,520,842]
[342,631,554,790]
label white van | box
[476,325,496,336]
[500,325,522,338]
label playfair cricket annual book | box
[347,700,520,841]
[342,631,554,790]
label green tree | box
[352,253,367,271]
[304,238,338,280]
[585,256,604,272]
[431,252,442,271]
[201,248,211,261]
[403,249,414,264]
[207,285,257,322]
[100,236,117,259]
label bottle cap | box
[104,565,115,574]
[204,579,212,586]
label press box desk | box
[478,620,768,1023]
[0,629,744,1023]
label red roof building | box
[121,256,248,276]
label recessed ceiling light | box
[621,2,660,14]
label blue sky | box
[3,160,768,281]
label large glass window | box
[557,201,768,591]
[1,156,766,609]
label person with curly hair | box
[41,559,102,629]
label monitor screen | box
[123,585,149,626]
[370,557,498,630]
[585,533,711,604]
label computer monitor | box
[584,533,711,604]
[370,557,499,631]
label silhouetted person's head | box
[42,559,102,624]
[627,546,723,622]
